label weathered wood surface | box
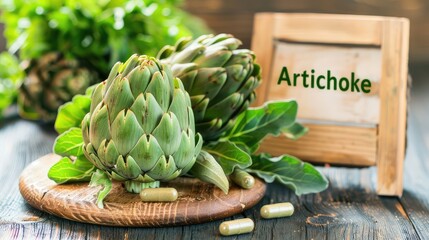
[0,66,428,238]
[18,154,266,227]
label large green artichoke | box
[158,34,261,141]
[82,54,203,193]
[18,52,97,121]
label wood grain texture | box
[400,67,429,239]
[0,69,428,240]
[251,13,409,196]
[270,13,383,46]
[1,110,429,239]
[251,13,274,106]
[376,18,409,196]
[258,124,377,166]
[19,154,266,227]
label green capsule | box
[230,169,255,189]
[139,188,178,202]
[219,218,254,236]
[260,202,294,219]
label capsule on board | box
[140,188,178,202]
[230,169,255,189]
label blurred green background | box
[0,0,210,120]
[2,0,428,67]
[2,0,429,61]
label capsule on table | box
[219,218,254,236]
[230,169,255,189]
[260,202,294,219]
[140,188,178,202]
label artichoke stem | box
[124,181,160,193]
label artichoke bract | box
[19,52,97,121]
[82,55,203,193]
[158,34,261,141]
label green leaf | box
[54,94,91,134]
[224,100,299,153]
[205,141,252,175]
[53,127,84,157]
[248,154,328,195]
[89,169,112,209]
[47,155,96,184]
[282,122,308,140]
[189,150,229,194]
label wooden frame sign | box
[251,13,409,196]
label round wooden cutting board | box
[19,154,266,227]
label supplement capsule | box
[230,169,255,189]
[260,202,294,219]
[140,188,178,202]
[219,218,254,236]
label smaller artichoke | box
[82,54,203,193]
[18,52,97,121]
[158,34,261,141]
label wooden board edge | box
[18,154,267,227]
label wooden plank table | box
[0,66,428,239]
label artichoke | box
[158,34,261,141]
[18,52,97,121]
[82,54,203,193]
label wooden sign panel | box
[251,13,409,196]
[271,42,381,124]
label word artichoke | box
[82,55,203,193]
[19,52,97,121]
[158,34,261,141]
